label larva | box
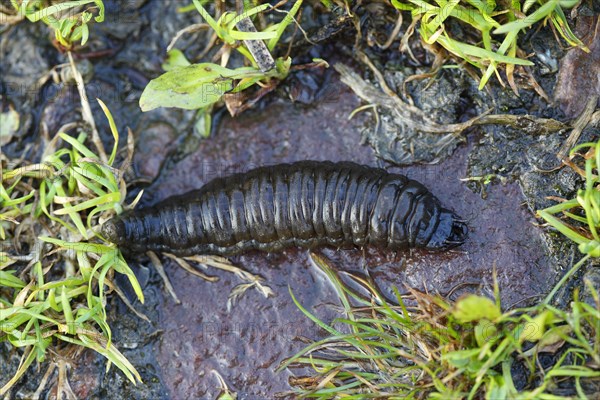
[101,161,467,256]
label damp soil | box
[1,0,599,398]
[144,86,558,398]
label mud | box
[143,81,557,397]
[0,0,597,398]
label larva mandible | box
[101,161,468,256]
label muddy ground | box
[1,0,599,398]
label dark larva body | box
[102,161,467,256]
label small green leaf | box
[579,240,600,257]
[162,49,192,71]
[475,319,498,346]
[194,107,212,138]
[80,24,89,46]
[217,392,236,400]
[525,325,571,355]
[229,30,276,41]
[442,348,482,368]
[486,374,511,400]
[268,0,303,51]
[39,237,113,254]
[494,0,558,34]
[52,192,120,215]
[0,271,27,289]
[97,99,119,166]
[518,310,553,343]
[452,294,501,323]
[140,63,268,111]
[140,63,250,111]
[25,1,99,22]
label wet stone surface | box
[554,14,600,119]
[352,65,471,165]
[1,1,597,398]
[141,79,559,398]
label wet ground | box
[145,83,557,398]
[1,0,599,398]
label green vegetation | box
[1,0,595,397]
[139,0,302,126]
[0,99,143,395]
[282,139,600,398]
[139,0,586,122]
[537,139,600,302]
[2,0,105,48]
[391,0,585,89]
[0,1,145,395]
[538,140,600,259]
[281,253,600,398]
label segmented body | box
[102,161,467,256]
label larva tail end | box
[101,218,125,245]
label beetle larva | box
[101,161,467,256]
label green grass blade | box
[268,0,303,51]
[494,0,558,34]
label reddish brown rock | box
[554,15,600,118]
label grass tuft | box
[0,100,142,395]
[391,0,586,89]
[538,139,600,259]
[139,0,304,118]
[280,253,600,398]
[3,0,105,49]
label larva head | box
[426,209,468,249]
[389,193,467,250]
[101,218,127,246]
